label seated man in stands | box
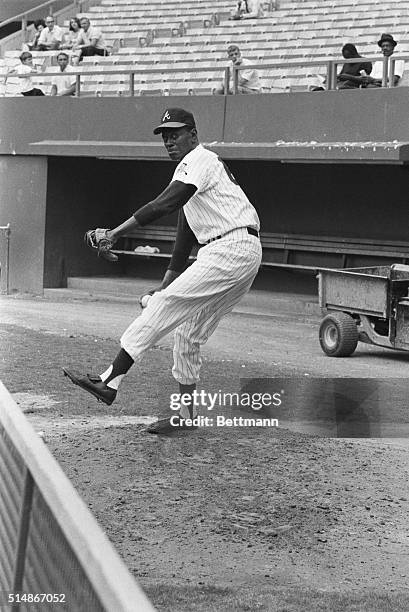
[337,43,372,89]
[215,45,261,94]
[74,17,109,61]
[37,15,64,51]
[364,33,404,87]
[230,0,264,20]
[27,19,46,51]
[50,52,76,96]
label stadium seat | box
[3,0,409,96]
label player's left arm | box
[106,180,197,242]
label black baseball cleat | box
[146,415,198,435]
[63,368,117,405]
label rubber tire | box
[319,312,358,357]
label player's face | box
[161,127,196,161]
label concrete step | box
[61,276,321,317]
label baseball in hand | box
[140,294,152,308]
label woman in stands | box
[337,44,372,89]
[62,17,81,50]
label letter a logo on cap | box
[163,110,171,121]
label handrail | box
[233,55,398,92]
[0,0,81,29]
[0,63,232,96]
[1,54,406,97]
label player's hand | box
[139,289,156,308]
[139,270,181,308]
[84,228,118,262]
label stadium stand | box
[1,0,409,96]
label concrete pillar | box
[0,156,47,294]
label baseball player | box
[64,107,262,434]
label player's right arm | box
[159,209,197,288]
[144,211,196,297]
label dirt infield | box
[1,312,409,611]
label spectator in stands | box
[74,17,109,61]
[337,44,372,89]
[215,45,261,94]
[62,17,82,50]
[50,52,76,96]
[37,15,63,51]
[5,51,44,96]
[27,19,46,51]
[365,34,404,87]
[230,0,264,20]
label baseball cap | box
[153,108,196,134]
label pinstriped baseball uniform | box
[120,145,262,385]
[175,145,259,242]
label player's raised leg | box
[63,348,134,405]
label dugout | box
[1,90,409,294]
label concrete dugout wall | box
[2,90,409,155]
[0,96,225,154]
[0,156,47,293]
[224,88,409,143]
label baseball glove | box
[84,228,118,262]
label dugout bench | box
[111,226,409,273]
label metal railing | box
[0,55,405,97]
[0,64,230,96]
[232,55,395,93]
[0,224,10,295]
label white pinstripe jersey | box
[172,144,260,244]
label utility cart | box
[318,264,409,357]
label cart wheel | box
[319,312,358,357]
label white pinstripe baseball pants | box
[120,228,262,385]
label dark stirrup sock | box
[100,348,134,390]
